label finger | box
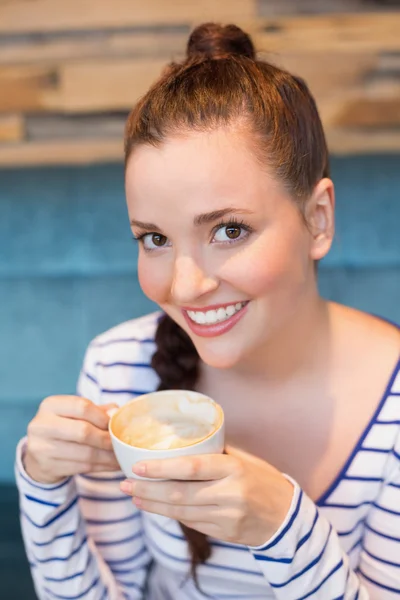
[133,497,212,523]
[121,479,218,506]
[40,396,110,430]
[132,454,239,481]
[47,458,120,478]
[49,440,118,468]
[31,414,114,450]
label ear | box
[305,178,335,261]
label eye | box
[212,222,250,244]
[140,233,170,251]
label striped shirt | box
[16,312,400,599]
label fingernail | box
[107,408,119,418]
[134,497,142,507]
[132,463,146,476]
[120,480,133,494]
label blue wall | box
[1,156,399,481]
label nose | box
[171,255,218,305]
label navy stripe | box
[21,496,78,528]
[270,525,332,589]
[79,473,124,482]
[255,490,303,552]
[337,516,365,537]
[107,546,148,566]
[322,499,372,510]
[18,468,71,491]
[33,531,75,547]
[342,475,383,482]
[360,446,389,454]
[348,537,362,554]
[296,510,319,553]
[147,534,263,577]
[372,501,400,516]
[79,494,131,503]
[148,517,250,553]
[34,535,87,563]
[394,449,400,461]
[44,553,92,582]
[295,558,343,600]
[317,357,400,506]
[110,556,150,576]
[100,388,150,395]
[363,546,400,568]
[93,337,154,348]
[359,568,400,594]
[376,420,400,425]
[83,371,98,385]
[365,521,400,542]
[96,361,152,369]
[118,580,144,591]
[44,576,104,599]
[389,481,400,489]
[25,494,61,508]
[354,591,360,600]
[85,512,140,526]
[252,509,317,562]
[96,530,143,547]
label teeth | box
[187,302,246,325]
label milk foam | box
[118,395,218,450]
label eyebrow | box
[130,207,254,231]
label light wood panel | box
[0,114,24,142]
[0,5,399,165]
[0,0,256,33]
[0,138,123,166]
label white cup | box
[109,389,225,479]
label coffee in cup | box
[109,390,225,479]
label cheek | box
[138,258,170,304]
[222,232,309,298]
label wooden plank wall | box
[0,0,399,166]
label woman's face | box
[125,128,331,369]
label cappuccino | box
[112,391,222,450]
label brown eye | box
[225,226,241,239]
[152,234,167,247]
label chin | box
[191,338,246,370]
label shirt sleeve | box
[248,435,400,599]
[15,342,153,600]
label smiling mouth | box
[185,302,248,325]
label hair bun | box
[187,23,255,61]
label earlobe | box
[307,178,335,261]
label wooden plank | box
[0,65,58,113]
[46,59,166,112]
[0,59,165,113]
[327,128,400,155]
[0,138,123,167]
[334,98,400,128]
[0,0,256,34]
[0,29,187,66]
[25,114,126,140]
[0,65,57,112]
[0,127,399,168]
[252,13,400,53]
[0,114,24,142]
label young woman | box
[16,23,400,600]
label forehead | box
[125,128,284,213]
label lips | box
[182,301,249,338]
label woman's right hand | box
[23,395,120,484]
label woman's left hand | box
[120,446,294,547]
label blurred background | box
[0,0,399,597]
